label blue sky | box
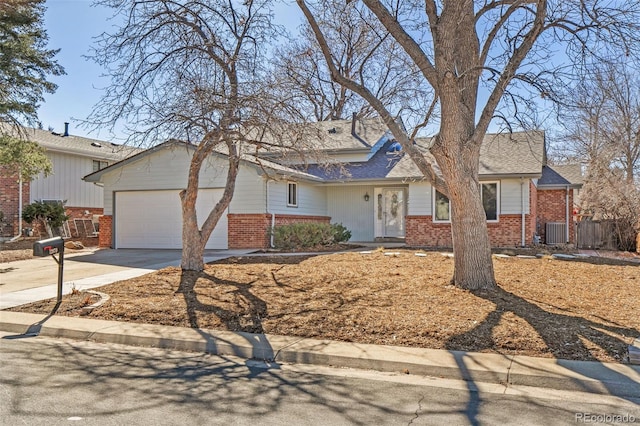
[39,1,121,140]
[39,0,305,142]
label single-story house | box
[83,117,582,249]
[0,124,136,239]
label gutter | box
[9,174,23,241]
[266,179,275,248]
[566,185,570,244]
[521,178,525,247]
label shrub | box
[22,200,69,238]
[271,222,351,250]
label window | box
[287,182,298,207]
[432,182,499,222]
[481,182,498,221]
[92,160,108,172]
[434,190,450,222]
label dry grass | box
[9,249,640,363]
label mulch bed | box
[8,249,639,363]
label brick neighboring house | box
[84,117,582,250]
[0,124,137,239]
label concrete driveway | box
[0,248,254,309]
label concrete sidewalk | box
[0,248,254,309]
[1,310,639,400]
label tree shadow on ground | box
[176,270,267,334]
[445,286,640,424]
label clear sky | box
[38,0,121,141]
[38,0,302,142]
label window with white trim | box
[287,182,298,207]
[481,182,499,221]
[432,181,500,222]
[433,190,450,222]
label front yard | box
[8,249,640,363]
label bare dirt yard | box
[8,248,640,363]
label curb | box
[1,311,639,398]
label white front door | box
[382,188,405,237]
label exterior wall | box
[100,147,231,214]
[407,178,530,216]
[408,182,431,215]
[0,166,30,237]
[405,178,536,247]
[327,185,375,241]
[99,215,112,248]
[267,180,327,216]
[30,151,104,208]
[406,214,534,247]
[227,213,330,249]
[536,188,575,244]
[529,181,539,242]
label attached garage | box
[114,189,228,249]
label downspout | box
[565,185,570,244]
[520,178,525,247]
[266,179,275,248]
[10,171,23,241]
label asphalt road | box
[1,332,638,425]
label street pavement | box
[2,333,639,425]
[0,247,639,406]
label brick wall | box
[536,189,574,244]
[98,215,112,248]
[406,214,534,248]
[0,166,30,237]
[227,213,331,249]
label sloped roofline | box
[83,139,324,183]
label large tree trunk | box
[447,173,497,289]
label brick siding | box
[0,166,30,237]
[98,215,112,248]
[227,213,331,249]
[536,189,575,244]
[406,213,536,248]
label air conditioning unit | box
[545,222,566,245]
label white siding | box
[327,185,375,241]
[500,178,530,214]
[101,148,236,214]
[229,166,266,214]
[408,179,530,217]
[268,181,327,216]
[408,182,432,215]
[30,151,103,207]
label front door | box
[382,188,405,237]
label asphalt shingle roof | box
[14,127,137,161]
[301,131,546,182]
[538,164,583,187]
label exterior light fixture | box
[364,192,370,201]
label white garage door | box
[115,189,228,249]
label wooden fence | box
[576,220,616,250]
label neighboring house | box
[0,124,136,239]
[83,117,582,249]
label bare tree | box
[297,0,640,289]
[562,62,640,182]
[90,0,288,271]
[273,4,428,122]
[559,61,640,250]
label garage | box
[114,189,228,249]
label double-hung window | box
[433,182,499,222]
